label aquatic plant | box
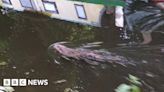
[115,74,141,92]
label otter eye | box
[56,45,61,49]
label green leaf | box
[115,84,131,92]
[129,75,139,81]
[5,87,15,92]
[131,85,141,92]
[0,86,15,92]
[128,75,142,85]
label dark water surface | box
[0,9,164,92]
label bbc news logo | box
[3,79,48,86]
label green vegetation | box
[0,39,9,52]
[7,11,96,46]
[115,75,141,92]
[0,39,9,66]
[66,25,95,43]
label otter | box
[49,42,133,66]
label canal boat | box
[0,0,125,27]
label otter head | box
[48,42,72,55]
[53,43,66,54]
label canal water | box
[0,8,164,92]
